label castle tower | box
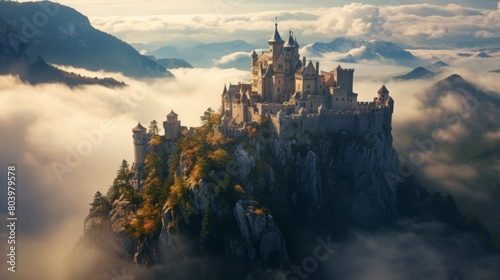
[333,65,354,93]
[163,110,181,141]
[377,85,390,104]
[268,20,284,60]
[132,122,148,167]
[251,50,258,66]
[221,84,228,113]
[294,36,300,58]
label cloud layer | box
[89,2,500,48]
[0,67,247,280]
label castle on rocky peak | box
[214,22,394,139]
[130,22,395,189]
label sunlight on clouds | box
[215,51,251,65]
[88,2,500,48]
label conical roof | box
[268,22,284,43]
[284,30,295,47]
[167,110,178,117]
[132,122,146,132]
[378,85,389,94]
[264,65,274,78]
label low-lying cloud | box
[0,67,247,280]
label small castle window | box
[342,98,344,101]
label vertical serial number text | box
[6,165,16,273]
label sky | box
[18,0,500,16]
[14,0,500,48]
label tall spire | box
[284,29,295,48]
[268,17,284,43]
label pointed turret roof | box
[132,122,146,132]
[268,21,284,43]
[223,84,228,95]
[284,30,295,48]
[294,36,299,48]
[378,85,389,94]
[264,65,274,78]
[167,110,178,117]
[251,50,258,57]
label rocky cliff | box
[69,116,405,279]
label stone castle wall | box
[269,106,392,139]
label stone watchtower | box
[132,122,148,168]
[163,110,181,141]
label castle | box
[214,22,394,139]
[130,111,185,190]
[130,22,394,189]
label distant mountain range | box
[0,1,172,79]
[394,67,436,80]
[0,16,125,87]
[338,54,358,64]
[145,56,193,69]
[144,37,419,70]
[426,60,449,72]
[303,37,418,66]
[489,69,500,73]
[394,61,450,80]
[148,40,258,68]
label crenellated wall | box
[269,106,393,139]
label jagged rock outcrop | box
[229,144,256,179]
[326,131,400,226]
[191,179,209,211]
[263,129,399,226]
[297,150,323,218]
[229,200,288,267]
[109,198,136,256]
[159,204,180,257]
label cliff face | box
[318,130,400,226]
[260,129,399,227]
[72,125,402,278]
[159,128,399,266]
